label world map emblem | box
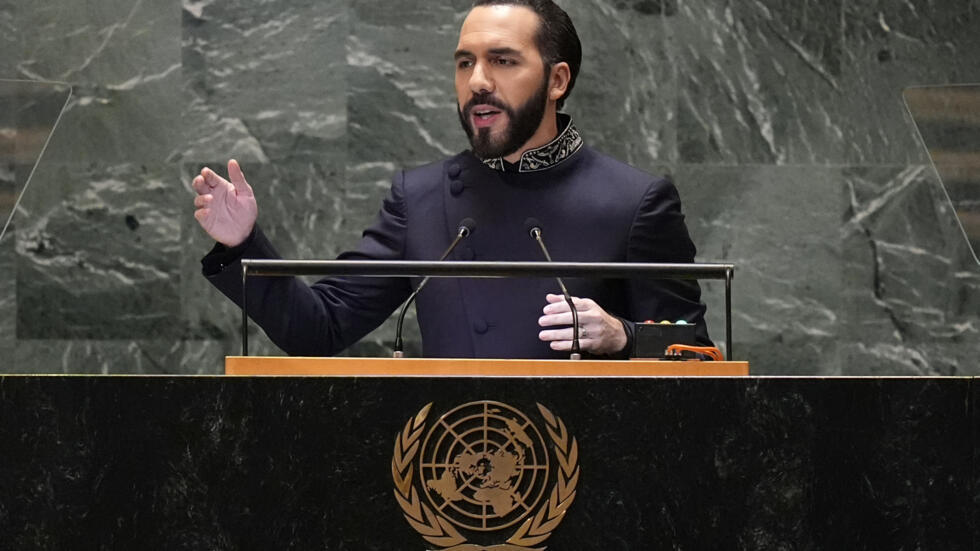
[392,401,580,551]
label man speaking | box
[192,0,710,359]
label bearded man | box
[192,0,711,359]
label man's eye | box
[494,58,515,66]
[457,60,473,69]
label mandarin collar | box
[480,114,584,173]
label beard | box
[457,75,550,160]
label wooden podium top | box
[225,357,749,377]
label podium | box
[221,355,750,550]
[0,370,973,549]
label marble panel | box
[673,1,847,164]
[840,0,980,164]
[0,2,14,77]
[562,1,675,169]
[9,338,282,375]
[0,164,13,360]
[346,1,466,167]
[180,0,347,163]
[840,165,980,375]
[13,1,177,83]
[40,83,184,165]
[15,162,183,339]
[9,0,182,164]
[0,88,17,363]
[674,165,843,374]
[11,339,215,374]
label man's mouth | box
[470,104,504,128]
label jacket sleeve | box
[624,177,713,347]
[201,171,413,356]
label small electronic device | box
[632,321,697,359]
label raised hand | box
[192,159,258,247]
[538,294,628,355]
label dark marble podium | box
[0,375,976,550]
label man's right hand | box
[192,159,258,247]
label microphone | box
[524,218,581,360]
[393,218,476,357]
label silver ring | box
[579,326,587,339]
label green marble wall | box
[1,0,978,373]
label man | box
[192,0,710,359]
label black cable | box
[393,219,475,357]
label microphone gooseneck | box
[524,218,581,360]
[393,218,476,357]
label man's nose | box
[469,61,493,94]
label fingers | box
[194,194,212,209]
[538,327,581,342]
[539,313,571,327]
[540,294,597,328]
[538,294,626,354]
[547,339,585,352]
[539,326,594,352]
[200,166,229,189]
[539,311,596,327]
[193,160,252,197]
[543,295,592,315]
[192,175,205,194]
[227,159,254,196]
[193,208,209,224]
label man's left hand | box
[538,294,627,355]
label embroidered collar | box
[480,114,584,173]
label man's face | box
[454,5,551,159]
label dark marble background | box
[0,0,978,374]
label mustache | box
[462,93,511,117]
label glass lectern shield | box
[904,85,980,266]
[0,80,72,244]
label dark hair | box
[472,0,582,110]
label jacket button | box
[450,180,464,196]
[473,320,489,334]
[459,247,475,260]
[448,164,462,178]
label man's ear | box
[548,62,571,101]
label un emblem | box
[392,401,580,551]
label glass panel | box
[0,80,72,243]
[904,85,980,265]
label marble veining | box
[15,163,182,340]
[0,1,976,373]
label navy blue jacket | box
[203,127,710,358]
